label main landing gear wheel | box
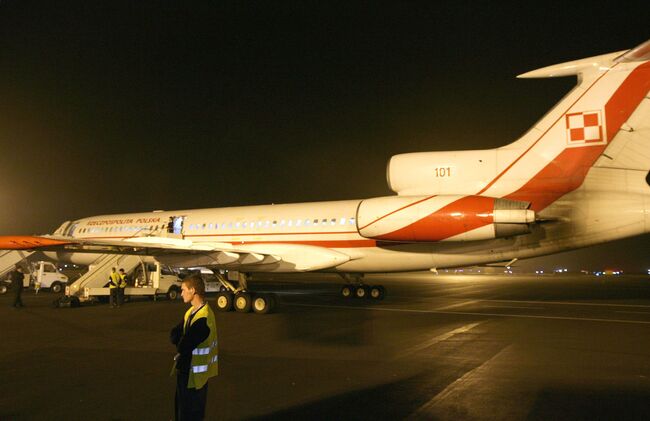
[234,292,252,313]
[252,293,277,314]
[340,284,385,300]
[340,284,354,298]
[369,285,385,300]
[215,292,234,312]
[354,285,369,299]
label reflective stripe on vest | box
[192,365,209,374]
[192,347,210,356]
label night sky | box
[0,2,649,270]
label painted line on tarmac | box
[406,344,515,420]
[398,321,484,358]
[479,299,650,309]
[285,303,650,325]
[434,300,481,311]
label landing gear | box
[355,285,369,299]
[339,274,385,300]
[340,284,354,298]
[252,294,276,314]
[214,272,277,314]
[234,292,252,313]
[215,291,233,312]
[369,285,385,300]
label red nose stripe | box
[0,236,70,250]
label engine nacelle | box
[357,195,534,242]
[386,149,521,196]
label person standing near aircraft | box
[9,265,25,308]
[170,274,218,421]
[108,267,121,308]
[118,268,128,306]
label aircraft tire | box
[369,285,385,300]
[354,285,369,299]
[340,285,354,298]
[252,293,274,314]
[234,292,252,313]
[215,292,233,312]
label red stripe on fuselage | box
[230,239,377,248]
[375,196,494,241]
[357,195,437,231]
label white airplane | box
[2,39,650,313]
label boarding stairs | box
[0,250,35,280]
[66,254,144,300]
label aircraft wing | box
[0,235,351,272]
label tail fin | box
[387,40,650,212]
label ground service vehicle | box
[31,261,68,293]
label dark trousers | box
[110,288,119,307]
[175,370,208,421]
[12,287,23,307]
[118,287,125,306]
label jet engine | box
[357,195,534,242]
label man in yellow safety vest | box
[170,274,218,420]
[118,268,128,306]
[108,267,125,308]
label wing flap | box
[0,235,351,272]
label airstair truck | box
[83,261,182,301]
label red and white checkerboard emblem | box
[565,110,605,145]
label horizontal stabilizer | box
[517,51,624,79]
[615,39,650,63]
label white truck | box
[31,261,69,293]
[0,261,69,294]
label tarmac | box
[2,272,650,420]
